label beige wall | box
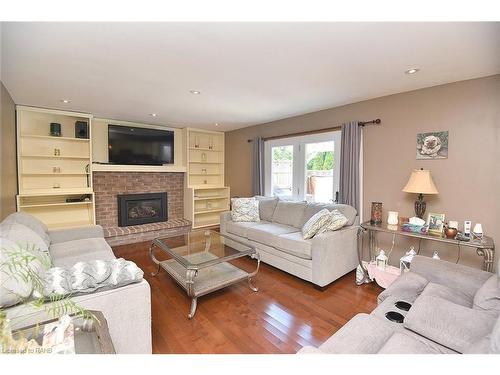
[225,75,500,269]
[0,81,17,219]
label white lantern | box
[376,250,388,270]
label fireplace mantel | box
[92,163,186,173]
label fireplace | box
[117,192,167,227]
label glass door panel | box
[270,145,294,199]
[304,141,335,203]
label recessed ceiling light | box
[189,90,201,95]
[405,68,419,75]
[214,123,219,127]
[60,99,71,103]
[149,113,157,117]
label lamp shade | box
[402,169,439,195]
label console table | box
[356,221,495,285]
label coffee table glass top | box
[153,230,255,269]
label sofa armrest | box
[404,295,496,353]
[311,225,359,287]
[410,255,492,298]
[219,211,232,234]
[48,225,105,244]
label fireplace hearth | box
[117,192,167,227]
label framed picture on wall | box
[416,131,449,159]
[427,212,445,236]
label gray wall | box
[225,75,500,269]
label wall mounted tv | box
[108,125,174,165]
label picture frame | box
[427,212,446,235]
[416,131,449,159]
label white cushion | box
[49,238,116,268]
[0,221,50,258]
[231,198,260,222]
[0,237,51,308]
[225,221,268,238]
[318,209,348,234]
[3,211,51,247]
[275,232,312,259]
[246,223,298,247]
[302,208,331,239]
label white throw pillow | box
[231,198,260,222]
[318,209,348,234]
[302,208,331,239]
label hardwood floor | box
[113,240,382,354]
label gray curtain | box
[338,121,361,212]
[252,137,265,196]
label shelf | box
[21,173,90,176]
[48,221,95,229]
[191,185,226,189]
[18,188,94,197]
[19,201,93,209]
[194,208,228,215]
[194,196,229,201]
[21,154,90,160]
[21,134,90,142]
[189,162,224,165]
[189,173,221,176]
[189,147,222,152]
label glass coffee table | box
[149,230,260,319]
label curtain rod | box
[246,118,381,143]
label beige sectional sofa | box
[1,212,152,354]
[220,197,359,288]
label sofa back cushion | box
[272,201,307,228]
[3,211,51,247]
[473,274,500,313]
[254,196,278,221]
[300,203,357,227]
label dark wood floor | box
[113,240,382,354]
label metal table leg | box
[248,252,261,292]
[186,269,198,319]
[476,248,494,272]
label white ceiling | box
[2,22,499,131]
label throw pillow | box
[302,208,331,239]
[318,209,348,234]
[254,196,278,221]
[41,258,144,297]
[0,237,51,308]
[231,198,260,222]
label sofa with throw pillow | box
[0,212,151,354]
[220,196,359,288]
[298,255,500,354]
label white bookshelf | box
[16,106,96,229]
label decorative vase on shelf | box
[387,211,399,226]
[370,202,382,225]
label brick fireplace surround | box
[93,171,191,246]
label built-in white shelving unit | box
[16,106,96,229]
[183,128,229,229]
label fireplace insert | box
[117,192,167,226]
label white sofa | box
[1,212,152,354]
[220,197,360,288]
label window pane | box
[305,141,334,203]
[271,145,293,198]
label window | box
[264,131,341,203]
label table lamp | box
[402,168,438,218]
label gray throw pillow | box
[473,275,500,313]
[1,221,51,259]
[254,196,278,221]
[231,198,260,222]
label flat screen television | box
[108,125,174,165]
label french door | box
[264,131,341,203]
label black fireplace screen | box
[117,192,167,227]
